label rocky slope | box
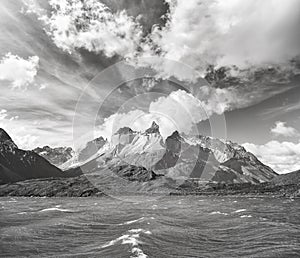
[0,128,80,184]
[77,136,107,161]
[0,176,104,197]
[33,146,74,167]
[0,164,160,197]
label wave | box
[128,229,152,235]
[101,228,152,257]
[240,215,252,218]
[210,211,228,216]
[38,207,74,213]
[131,247,148,258]
[119,217,145,225]
[233,209,247,213]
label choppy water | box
[0,196,299,258]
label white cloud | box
[0,111,38,149]
[243,141,300,174]
[0,109,18,122]
[42,0,147,59]
[0,109,8,120]
[26,0,300,82]
[271,121,299,137]
[149,0,300,80]
[96,109,178,140]
[0,53,39,88]
[96,87,238,140]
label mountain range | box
[33,146,74,167]
[1,124,299,197]
[60,121,277,185]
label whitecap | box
[38,207,74,213]
[210,211,228,216]
[128,229,152,235]
[102,233,142,248]
[233,209,247,213]
[101,233,141,248]
[240,215,252,218]
[102,228,150,257]
[131,247,148,258]
[120,217,145,225]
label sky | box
[0,0,300,173]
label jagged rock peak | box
[145,121,160,134]
[91,136,106,145]
[0,128,18,148]
[168,130,183,141]
[115,127,134,135]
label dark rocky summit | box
[115,127,134,135]
[145,121,160,134]
[0,128,18,149]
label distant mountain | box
[271,170,300,186]
[0,128,80,184]
[33,146,74,167]
[77,136,107,162]
[71,122,277,185]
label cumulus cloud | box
[148,0,300,79]
[243,141,300,174]
[0,53,39,88]
[27,0,300,82]
[271,121,299,137]
[96,87,238,139]
[96,109,175,140]
[40,0,149,59]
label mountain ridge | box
[64,122,277,185]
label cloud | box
[96,109,179,141]
[28,0,300,82]
[261,101,300,119]
[243,141,300,174]
[0,109,8,120]
[40,0,149,59]
[0,110,38,149]
[0,109,18,121]
[271,121,299,137]
[0,53,39,88]
[149,0,300,79]
[96,87,239,140]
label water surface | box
[0,196,299,257]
